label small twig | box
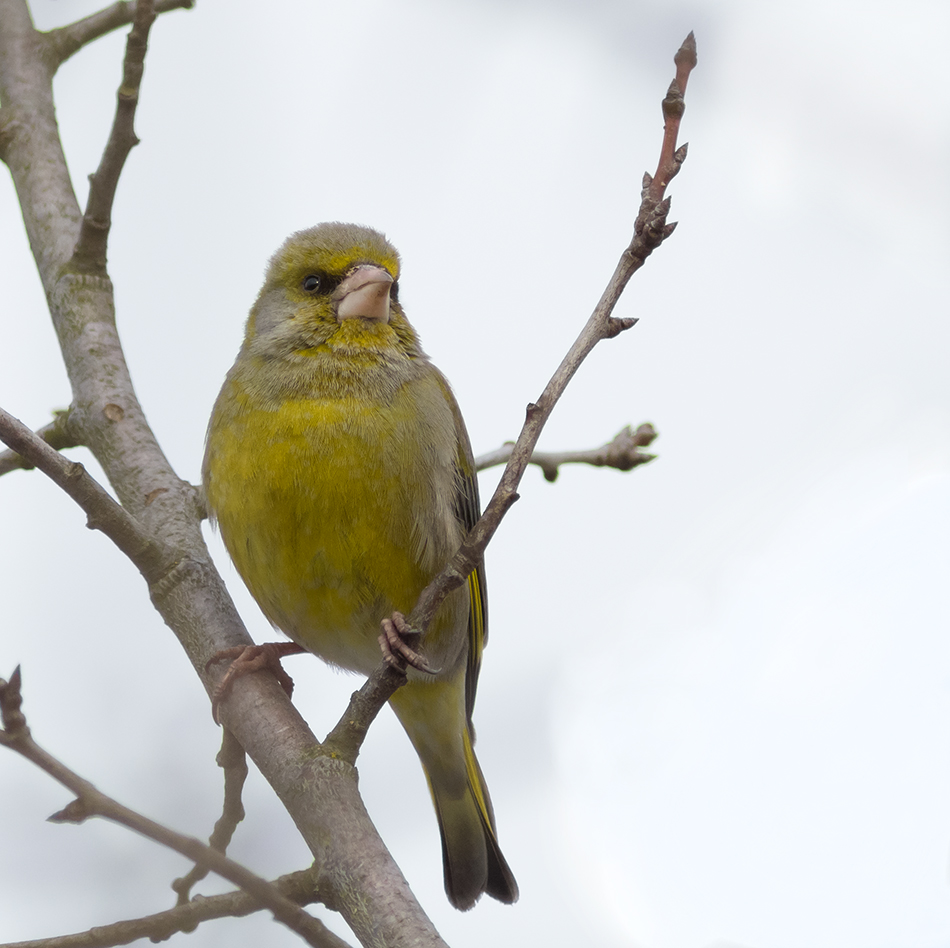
[0,669,339,948]
[172,729,249,904]
[647,30,697,201]
[46,0,193,69]
[0,870,352,948]
[0,406,168,581]
[475,423,658,482]
[406,34,696,636]
[0,410,79,477]
[71,0,156,275]
[321,662,410,766]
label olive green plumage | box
[203,222,517,910]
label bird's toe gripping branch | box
[205,642,306,723]
[378,612,439,675]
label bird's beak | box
[332,265,393,323]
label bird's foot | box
[205,642,306,723]
[378,612,439,674]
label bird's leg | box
[378,612,439,674]
[205,642,307,723]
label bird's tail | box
[427,726,519,911]
[390,681,518,910]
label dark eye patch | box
[301,271,345,295]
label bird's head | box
[243,222,421,362]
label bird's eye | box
[391,280,400,302]
[302,275,321,293]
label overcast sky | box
[2,1,949,946]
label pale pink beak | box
[332,265,393,323]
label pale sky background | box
[2,1,949,946]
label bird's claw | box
[378,612,439,675]
[205,642,306,723]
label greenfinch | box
[202,223,518,911]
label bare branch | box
[71,0,156,275]
[321,662,410,766]
[647,31,697,202]
[46,0,193,68]
[172,729,249,903]
[0,669,341,948]
[0,870,353,948]
[406,37,696,636]
[0,406,169,581]
[475,423,658,481]
[0,410,79,477]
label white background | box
[2,1,949,946]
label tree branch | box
[1,870,352,948]
[0,406,170,580]
[0,669,344,948]
[406,34,696,637]
[70,0,156,275]
[172,728,249,904]
[46,0,193,69]
[321,662,410,766]
[0,410,80,477]
[475,422,658,481]
[647,30,697,201]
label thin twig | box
[406,34,697,636]
[0,669,341,948]
[0,406,168,580]
[475,423,658,481]
[321,663,410,766]
[0,410,79,477]
[71,0,156,274]
[0,870,352,948]
[647,30,697,201]
[46,0,193,69]
[172,729,249,903]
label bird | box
[202,222,518,911]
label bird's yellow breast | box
[204,370,466,674]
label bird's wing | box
[438,378,488,726]
[455,452,487,726]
